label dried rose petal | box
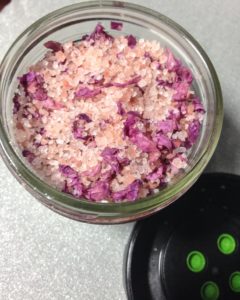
[87,180,110,201]
[76,87,101,99]
[112,180,141,201]
[101,147,130,173]
[105,76,141,89]
[59,165,78,178]
[123,111,141,137]
[157,78,173,87]
[38,128,46,135]
[117,101,125,115]
[172,82,189,101]
[157,120,176,133]
[165,49,181,71]
[83,23,113,42]
[22,150,35,162]
[72,113,92,140]
[126,35,137,48]
[62,180,70,194]
[110,21,123,31]
[72,181,83,198]
[44,41,63,52]
[42,98,64,110]
[101,147,120,172]
[130,132,159,153]
[176,66,193,84]
[146,166,163,181]
[188,120,200,144]
[192,97,205,112]
[78,113,92,123]
[81,163,102,178]
[144,52,153,62]
[19,72,48,101]
[13,93,21,114]
[155,133,172,150]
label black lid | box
[125,173,240,300]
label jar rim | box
[0,0,223,223]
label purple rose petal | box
[101,147,120,173]
[123,111,141,137]
[172,82,189,101]
[87,180,110,201]
[101,147,130,173]
[117,101,125,115]
[82,23,113,43]
[146,166,163,181]
[188,120,200,145]
[155,133,172,150]
[112,179,141,201]
[157,119,176,133]
[72,113,92,140]
[18,72,48,101]
[76,87,101,99]
[81,163,102,178]
[126,34,137,48]
[192,97,205,113]
[105,76,141,89]
[22,150,35,163]
[72,181,83,198]
[165,49,181,71]
[13,93,21,114]
[176,66,193,84]
[44,41,63,52]
[110,21,123,31]
[59,165,79,178]
[130,132,159,153]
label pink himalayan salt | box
[13,23,205,202]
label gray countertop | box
[0,0,240,299]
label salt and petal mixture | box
[13,22,205,202]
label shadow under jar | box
[0,1,223,224]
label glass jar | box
[0,1,223,224]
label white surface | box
[0,0,240,299]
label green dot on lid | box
[217,233,236,255]
[186,251,206,273]
[229,271,240,293]
[201,281,220,300]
